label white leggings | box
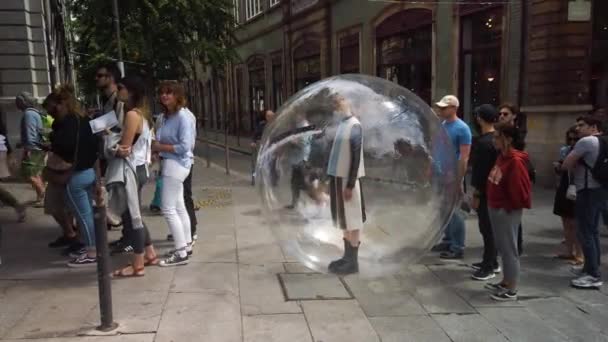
[161,175,192,253]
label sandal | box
[112,264,145,278]
[144,256,160,266]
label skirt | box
[329,176,366,231]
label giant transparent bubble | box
[256,74,459,277]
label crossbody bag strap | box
[71,116,80,169]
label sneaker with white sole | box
[67,254,97,268]
[68,247,87,259]
[484,282,507,292]
[159,253,189,267]
[571,275,603,289]
[571,265,586,277]
[490,290,518,301]
[471,268,496,281]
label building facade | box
[0,0,72,139]
[203,0,605,186]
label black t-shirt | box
[470,132,498,194]
[50,114,100,171]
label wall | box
[521,0,593,187]
[0,0,52,143]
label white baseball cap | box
[435,95,460,108]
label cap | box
[474,104,499,123]
[435,95,460,108]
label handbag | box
[42,117,80,185]
[566,171,577,201]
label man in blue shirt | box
[432,95,472,260]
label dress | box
[553,146,575,218]
[553,172,575,218]
[327,115,366,231]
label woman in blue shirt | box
[152,81,195,267]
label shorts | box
[44,182,69,216]
[21,150,45,178]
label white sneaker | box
[571,275,603,289]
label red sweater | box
[487,149,532,211]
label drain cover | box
[278,273,353,301]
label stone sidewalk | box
[1,156,608,342]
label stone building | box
[0,0,72,140]
[202,0,604,186]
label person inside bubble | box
[326,94,366,275]
[285,111,313,209]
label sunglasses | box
[499,111,510,116]
[96,73,109,79]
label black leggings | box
[122,165,152,254]
[183,166,197,237]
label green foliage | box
[68,0,237,96]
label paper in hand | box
[90,111,119,134]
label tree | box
[68,0,237,96]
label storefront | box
[459,4,504,120]
[375,8,433,104]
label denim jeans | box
[66,168,96,248]
[442,209,466,253]
[575,188,608,278]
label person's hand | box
[116,145,131,157]
[471,195,480,210]
[95,183,104,206]
[151,140,160,152]
[250,142,257,148]
[343,187,353,201]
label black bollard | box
[93,203,118,332]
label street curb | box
[197,137,253,156]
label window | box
[233,0,239,23]
[294,42,321,91]
[249,57,265,132]
[459,6,503,121]
[339,33,360,74]
[376,9,432,104]
[272,55,283,109]
[270,0,280,7]
[246,0,262,20]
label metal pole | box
[111,0,125,77]
[224,117,230,175]
[93,189,117,332]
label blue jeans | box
[66,168,96,248]
[575,188,608,278]
[442,209,466,253]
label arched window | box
[293,41,321,92]
[459,4,504,117]
[376,8,432,104]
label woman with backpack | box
[16,92,46,206]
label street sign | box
[568,0,591,22]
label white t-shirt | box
[572,135,601,190]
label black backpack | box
[583,135,608,188]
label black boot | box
[328,239,348,271]
[329,241,359,275]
